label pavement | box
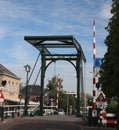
[0,115,116,130]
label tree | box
[46,76,64,105]
[47,76,58,91]
[46,76,76,113]
[100,0,119,129]
[86,94,93,106]
[47,76,63,90]
[58,91,67,112]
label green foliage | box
[106,104,118,113]
[106,97,118,113]
[100,0,119,98]
[48,90,56,99]
[58,91,67,111]
[86,93,93,106]
[47,76,57,91]
[46,76,76,112]
[99,1,119,128]
[59,92,76,112]
[47,76,63,91]
[86,93,93,101]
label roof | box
[21,85,49,96]
[0,64,20,79]
[21,85,41,96]
[24,35,86,62]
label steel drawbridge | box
[24,35,86,117]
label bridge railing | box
[2,104,39,118]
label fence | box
[0,104,39,120]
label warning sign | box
[96,92,106,102]
[96,91,107,109]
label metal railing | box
[0,104,39,120]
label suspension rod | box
[28,53,41,82]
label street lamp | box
[24,64,31,116]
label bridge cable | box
[33,67,41,85]
[28,53,41,82]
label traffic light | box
[2,80,7,87]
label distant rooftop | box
[21,85,48,96]
[0,64,20,79]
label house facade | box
[0,64,20,105]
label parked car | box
[29,108,40,116]
[58,109,65,115]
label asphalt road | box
[0,115,116,130]
[0,115,84,130]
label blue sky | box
[0,0,112,94]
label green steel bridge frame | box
[24,35,86,117]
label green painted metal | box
[24,35,86,117]
[76,53,81,117]
[24,35,86,62]
[40,54,46,115]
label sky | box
[0,0,112,94]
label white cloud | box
[0,0,31,19]
[0,25,10,40]
[0,0,111,94]
[100,2,112,19]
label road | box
[0,115,116,130]
[0,115,84,130]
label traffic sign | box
[96,91,107,109]
[96,92,106,102]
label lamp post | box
[24,64,31,116]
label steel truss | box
[24,35,86,117]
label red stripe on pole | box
[93,102,96,110]
[93,78,96,84]
[93,55,96,59]
[93,43,96,48]
[93,90,96,96]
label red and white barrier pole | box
[93,20,97,110]
[98,111,117,126]
[56,75,60,108]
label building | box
[21,85,49,104]
[0,64,21,105]
[21,85,41,102]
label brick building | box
[0,64,20,105]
